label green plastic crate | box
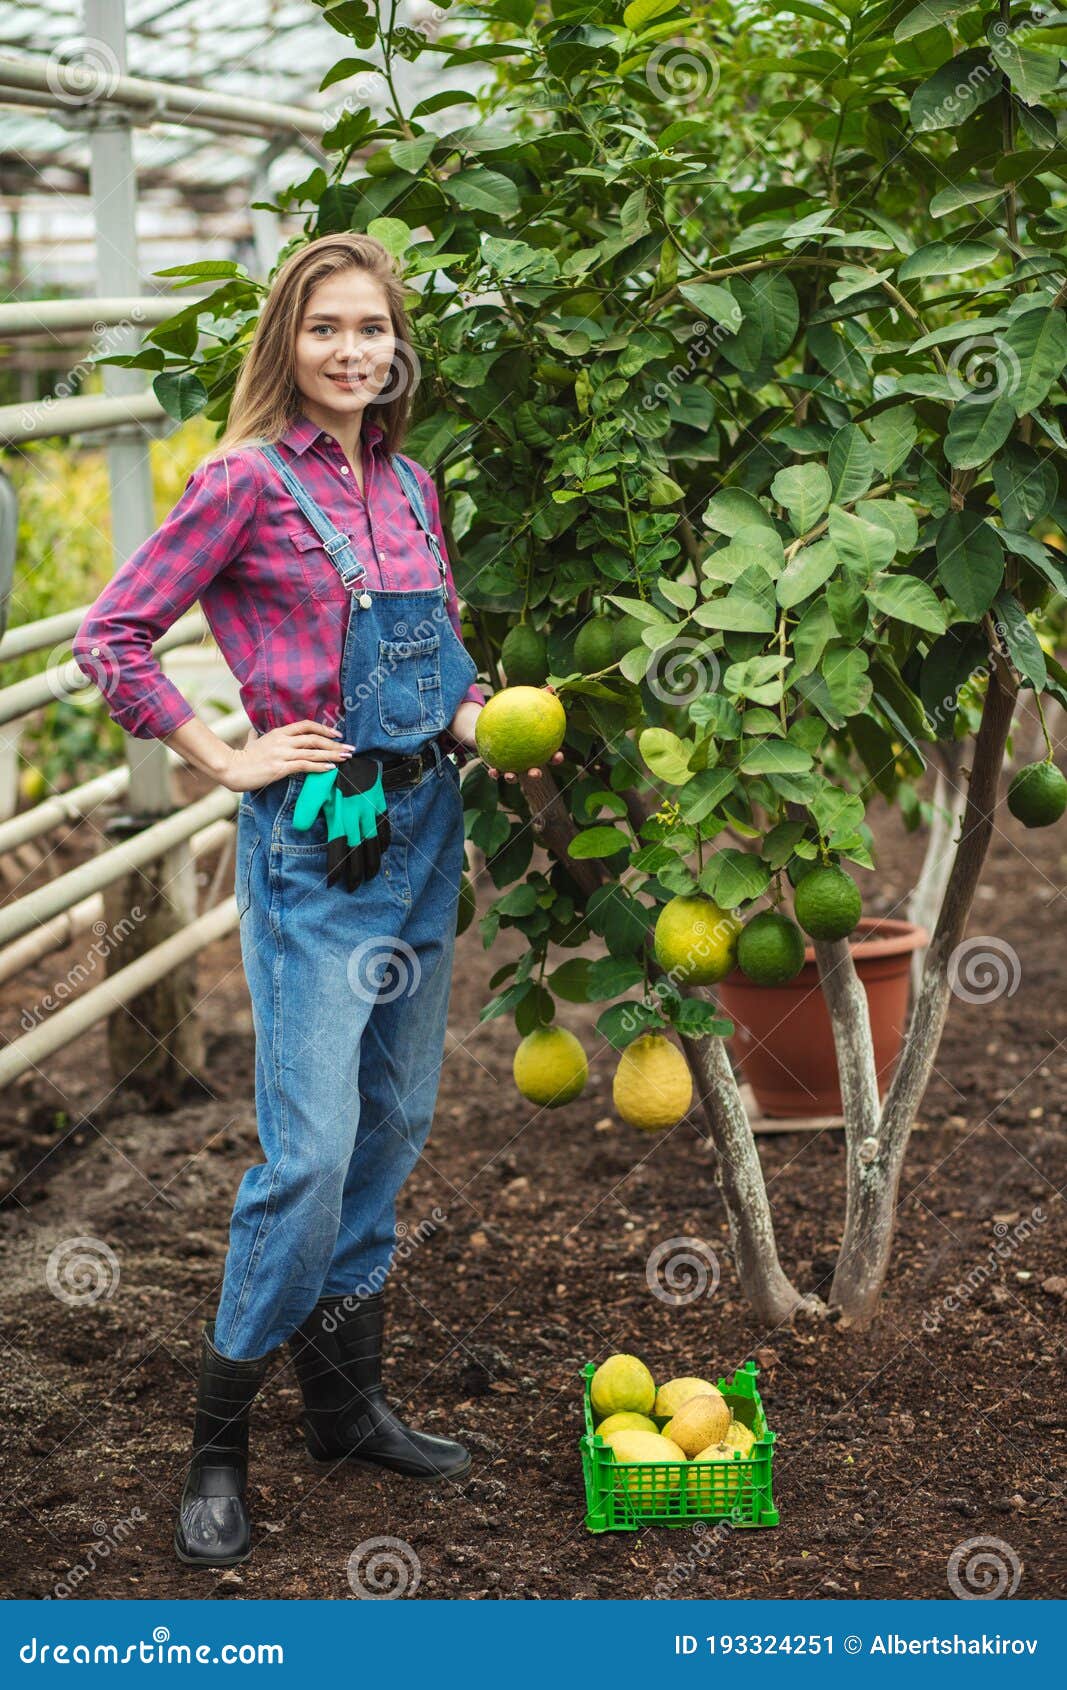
[579,1358,779,1533]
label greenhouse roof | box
[0,0,454,288]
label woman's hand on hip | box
[218,720,355,793]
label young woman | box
[72,232,562,1569]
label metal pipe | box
[0,607,87,663]
[0,816,235,984]
[0,707,249,853]
[0,783,239,947]
[0,609,206,726]
[0,389,167,444]
[0,53,327,137]
[0,895,239,1088]
[0,297,184,335]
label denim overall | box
[212,443,479,1359]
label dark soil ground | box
[0,766,1063,1602]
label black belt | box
[378,745,447,789]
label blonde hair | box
[199,233,417,469]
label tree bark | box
[907,742,966,999]
[829,663,1019,1325]
[676,994,817,1324]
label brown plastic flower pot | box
[716,917,929,1119]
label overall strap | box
[259,443,367,590]
[390,453,448,583]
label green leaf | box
[596,1002,663,1052]
[910,50,1001,132]
[810,787,866,842]
[867,574,948,635]
[792,596,836,675]
[822,645,873,716]
[936,512,1004,617]
[776,539,838,608]
[867,405,917,477]
[638,728,696,785]
[445,168,520,217]
[701,849,771,910]
[676,767,736,824]
[702,488,777,536]
[1002,308,1067,418]
[549,958,592,1003]
[989,36,1061,104]
[828,425,876,503]
[993,591,1047,689]
[945,393,1017,470]
[828,504,896,574]
[898,240,999,281]
[694,589,777,633]
[585,956,646,1000]
[771,463,832,533]
[568,827,631,859]
[153,370,208,420]
[678,281,743,332]
[740,740,814,774]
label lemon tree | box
[149,1,1067,1331]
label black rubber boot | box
[173,1321,272,1568]
[288,1291,471,1480]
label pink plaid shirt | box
[72,411,485,757]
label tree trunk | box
[677,1001,817,1324]
[829,663,1019,1326]
[908,743,966,999]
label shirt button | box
[340,466,350,475]
[91,645,100,655]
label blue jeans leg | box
[321,761,465,1296]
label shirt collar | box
[281,413,385,457]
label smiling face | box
[293,267,397,434]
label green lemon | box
[653,894,742,985]
[573,616,617,675]
[500,624,549,686]
[475,686,567,774]
[793,865,862,942]
[612,613,647,660]
[737,910,807,985]
[1007,760,1067,828]
[512,1026,588,1108]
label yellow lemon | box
[653,894,742,985]
[595,1410,659,1438]
[602,1429,687,1506]
[512,1026,588,1108]
[475,686,566,774]
[663,1392,731,1457]
[654,1376,721,1420]
[612,1033,692,1132]
[590,1354,656,1419]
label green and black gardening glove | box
[292,754,391,891]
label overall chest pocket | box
[287,528,339,600]
[377,635,447,736]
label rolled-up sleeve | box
[421,472,485,710]
[71,453,262,741]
